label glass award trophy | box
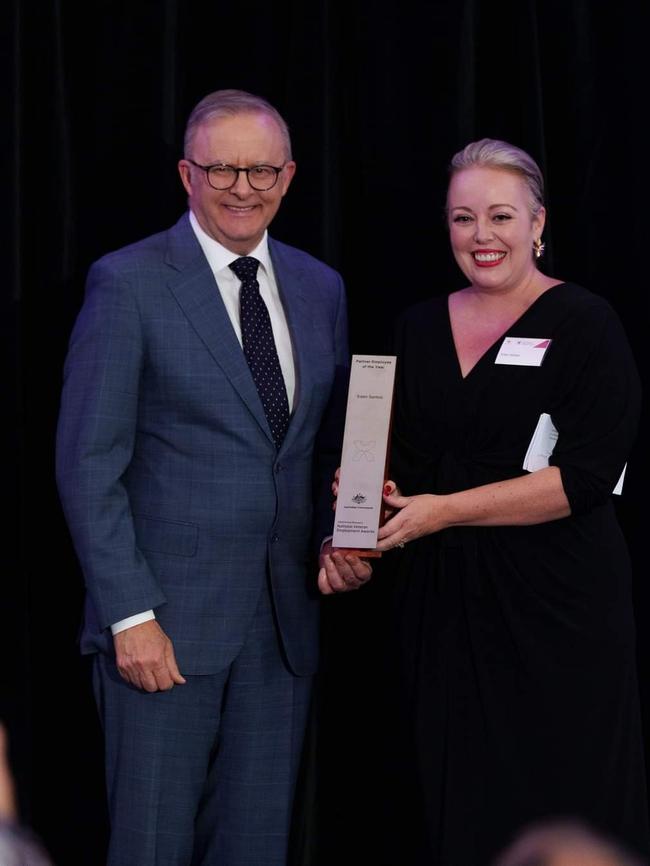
[332,354,397,557]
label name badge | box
[495,337,552,367]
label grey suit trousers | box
[93,579,312,866]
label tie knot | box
[230,256,259,282]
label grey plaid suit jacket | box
[56,212,349,676]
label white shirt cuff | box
[111,610,155,635]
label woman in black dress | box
[373,139,648,865]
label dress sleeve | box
[549,300,641,515]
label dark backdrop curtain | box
[3,2,649,864]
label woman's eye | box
[493,213,513,222]
[452,215,472,224]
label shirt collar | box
[189,210,272,276]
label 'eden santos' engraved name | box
[355,393,384,399]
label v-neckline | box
[446,282,567,381]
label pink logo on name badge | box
[534,340,551,348]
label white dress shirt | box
[111,211,296,636]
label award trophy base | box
[330,546,382,558]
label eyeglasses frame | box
[186,159,287,191]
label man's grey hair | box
[183,89,292,160]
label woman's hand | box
[381,480,401,520]
[376,492,446,551]
[377,467,572,550]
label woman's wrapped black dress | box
[390,282,648,865]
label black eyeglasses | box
[187,160,286,191]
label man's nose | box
[230,169,252,196]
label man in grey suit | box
[56,88,371,866]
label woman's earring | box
[533,238,545,259]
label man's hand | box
[318,541,373,595]
[113,620,186,692]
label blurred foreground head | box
[494,820,646,866]
[0,721,54,866]
[0,828,53,866]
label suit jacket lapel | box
[164,214,273,442]
[270,239,317,454]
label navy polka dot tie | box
[230,256,290,448]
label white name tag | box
[495,337,552,367]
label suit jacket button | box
[271,534,280,543]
